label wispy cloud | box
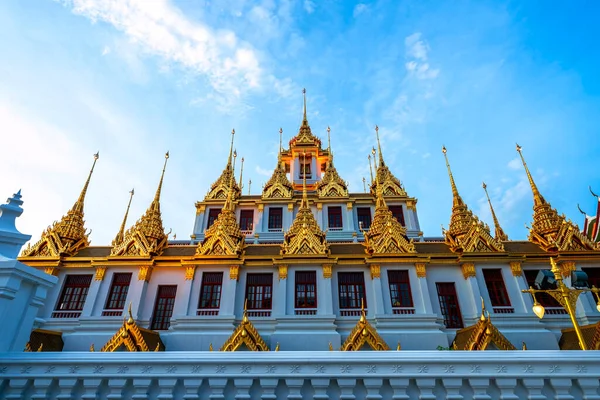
[405,33,439,80]
[353,4,368,17]
[303,0,315,14]
[101,45,110,56]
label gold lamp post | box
[522,257,600,350]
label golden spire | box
[151,152,169,210]
[279,127,283,153]
[327,126,331,153]
[205,130,241,200]
[442,146,462,207]
[375,125,385,167]
[369,129,405,197]
[112,188,135,247]
[239,157,244,192]
[340,299,390,351]
[302,88,308,125]
[316,127,348,198]
[368,154,374,184]
[482,182,508,241]
[220,301,269,351]
[291,89,320,147]
[362,177,366,193]
[263,128,293,199]
[227,129,235,169]
[516,144,545,206]
[248,179,252,195]
[73,152,99,214]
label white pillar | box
[220,267,238,317]
[173,266,195,317]
[273,266,287,317]
[370,265,385,316]
[318,266,334,315]
[414,264,433,314]
[81,276,103,317]
[126,270,150,321]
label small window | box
[328,206,343,229]
[207,208,221,229]
[239,210,254,231]
[388,270,413,308]
[300,158,312,179]
[483,269,511,307]
[338,272,366,309]
[268,207,283,230]
[524,270,561,308]
[436,282,463,328]
[105,273,132,310]
[150,285,177,330]
[357,207,372,230]
[198,272,224,309]
[388,205,406,227]
[295,271,317,308]
[246,273,273,310]
[55,275,93,311]
[582,268,600,289]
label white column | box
[370,265,385,316]
[344,204,353,232]
[220,267,238,317]
[510,262,532,312]
[318,266,333,315]
[414,264,433,314]
[273,266,287,317]
[126,270,150,321]
[81,277,103,317]
[174,266,195,317]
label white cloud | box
[255,166,273,177]
[405,32,428,61]
[507,157,521,170]
[353,4,368,17]
[404,32,439,80]
[303,0,315,14]
[101,45,110,55]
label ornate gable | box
[205,130,242,201]
[288,89,322,149]
[262,156,293,200]
[316,130,348,198]
[452,301,516,351]
[340,302,390,351]
[100,305,164,352]
[369,126,406,197]
[21,153,99,258]
[220,305,269,351]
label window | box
[239,210,254,232]
[295,271,317,309]
[338,272,366,309]
[300,158,312,179]
[328,206,343,229]
[436,282,463,328]
[198,272,223,309]
[246,273,273,310]
[207,208,221,229]
[583,268,600,289]
[524,270,561,308]
[357,207,372,230]
[104,273,132,310]
[388,270,413,308]
[55,274,93,313]
[150,285,177,330]
[389,205,406,227]
[268,207,283,231]
[483,269,511,307]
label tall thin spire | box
[279,128,283,153]
[516,144,545,206]
[73,152,99,213]
[232,149,237,177]
[224,152,236,212]
[375,125,385,167]
[113,188,135,246]
[302,88,308,125]
[248,179,252,195]
[372,147,377,169]
[374,157,386,210]
[227,129,235,168]
[442,146,462,207]
[239,157,244,191]
[151,152,169,210]
[327,126,331,153]
[368,154,374,184]
[482,182,508,241]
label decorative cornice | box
[461,262,476,279]
[278,265,288,280]
[322,264,332,279]
[369,264,381,279]
[95,266,106,281]
[230,265,239,281]
[509,261,522,277]
[415,262,427,278]
[185,266,196,281]
[138,266,153,282]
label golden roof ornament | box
[220,301,269,351]
[451,299,516,350]
[442,147,504,253]
[21,152,99,257]
[100,304,164,352]
[262,128,294,199]
[205,129,242,200]
[316,126,348,198]
[517,144,596,251]
[281,152,330,256]
[482,182,508,241]
[197,155,245,256]
[340,300,390,351]
[369,126,406,197]
[110,153,170,257]
[112,188,135,247]
[289,89,321,148]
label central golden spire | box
[442,146,463,207]
[482,182,508,241]
[375,125,385,167]
[290,89,320,147]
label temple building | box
[13,92,600,355]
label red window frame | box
[338,272,366,309]
[239,210,254,231]
[207,208,221,229]
[150,285,177,330]
[198,272,223,309]
[295,271,317,308]
[245,273,273,310]
[388,270,413,307]
[524,270,561,307]
[436,282,464,328]
[55,275,93,311]
[268,207,283,230]
[357,207,372,230]
[328,206,343,229]
[104,273,132,310]
[483,269,511,307]
[300,157,312,179]
[389,205,406,227]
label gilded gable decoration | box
[441,147,505,253]
[262,129,293,200]
[111,153,170,257]
[369,126,406,197]
[220,303,269,351]
[316,127,348,198]
[205,129,242,201]
[21,153,99,258]
[482,182,508,241]
[100,305,164,352]
[112,189,135,247]
[281,153,329,256]
[517,144,596,252]
[340,301,390,351]
[95,266,106,281]
[451,300,516,350]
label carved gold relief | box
[370,264,381,279]
[44,267,59,276]
[322,264,332,279]
[340,302,390,351]
[278,265,288,280]
[346,202,353,210]
[185,265,196,281]
[451,302,516,351]
[415,262,427,278]
[95,266,106,281]
[560,261,576,278]
[100,304,163,352]
[138,266,153,282]
[315,154,349,198]
[230,265,239,281]
[262,154,293,200]
[461,262,476,279]
[196,205,206,215]
[220,304,269,352]
[509,261,522,277]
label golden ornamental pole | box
[551,260,587,350]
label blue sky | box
[1,0,599,245]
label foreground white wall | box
[0,351,598,399]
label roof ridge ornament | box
[316,126,348,198]
[340,299,390,351]
[100,302,164,352]
[369,126,406,197]
[262,128,294,199]
[205,129,241,200]
[220,301,269,351]
[482,182,508,241]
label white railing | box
[241,230,253,236]
[267,228,282,233]
[51,310,82,319]
[340,309,366,317]
[493,306,515,314]
[294,308,317,316]
[247,310,271,317]
[196,309,219,316]
[101,310,123,317]
[545,307,568,315]
[328,227,343,231]
[392,307,416,315]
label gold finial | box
[209,343,213,351]
[233,149,237,175]
[328,342,333,351]
[397,341,401,351]
[73,152,100,213]
[302,88,308,124]
[113,188,135,247]
[516,143,544,206]
[127,302,134,324]
[327,126,331,153]
[279,127,283,153]
[480,297,486,321]
[375,125,385,167]
[482,182,508,241]
[522,341,527,350]
[275,342,280,351]
[368,154,374,184]
[362,177,366,193]
[248,179,252,195]
[37,343,44,352]
[90,343,94,352]
[227,129,235,168]
[441,146,462,206]
[150,152,169,210]
[154,342,160,351]
[239,157,244,191]
[371,146,377,169]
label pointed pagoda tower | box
[441,147,504,253]
[21,153,99,258]
[369,126,406,197]
[262,128,294,200]
[516,144,596,251]
[205,130,241,201]
[110,153,170,257]
[482,182,508,241]
[280,152,329,256]
[316,127,348,198]
[112,189,135,247]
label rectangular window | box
[150,285,177,330]
[582,268,600,289]
[328,206,343,229]
[483,269,511,307]
[436,282,463,328]
[198,272,223,309]
[389,205,406,227]
[295,271,317,309]
[239,210,254,231]
[524,270,562,308]
[207,208,221,229]
[268,207,283,230]
[104,273,132,310]
[388,270,413,308]
[338,272,366,309]
[300,158,312,179]
[55,274,93,312]
[246,273,273,310]
[357,207,372,230]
